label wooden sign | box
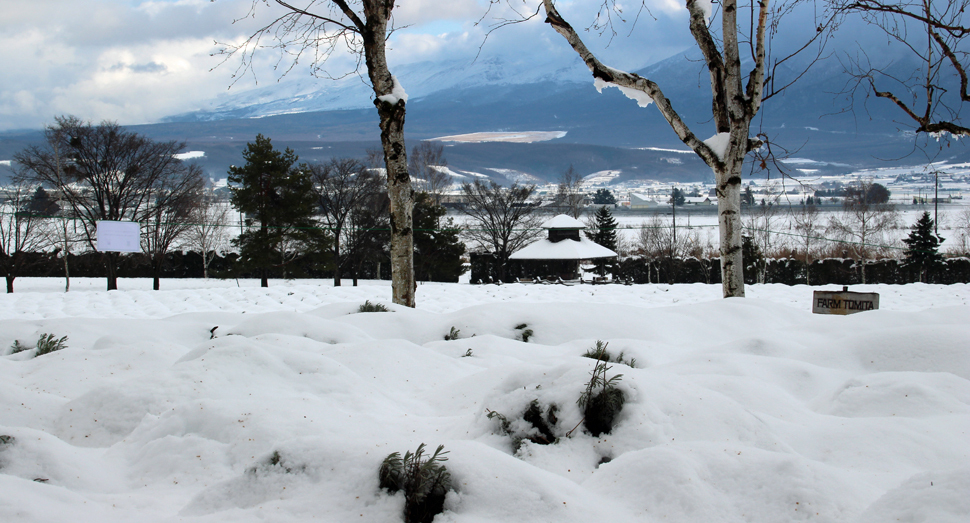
[812,287,880,315]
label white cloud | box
[0,0,696,131]
[393,0,480,26]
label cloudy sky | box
[0,0,702,132]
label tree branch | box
[542,0,722,168]
[275,0,361,33]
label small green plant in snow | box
[8,333,68,357]
[578,355,625,437]
[514,323,533,343]
[583,340,636,368]
[358,300,389,313]
[379,443,452,523]
[36,334,68,356]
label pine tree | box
[669,188,686,206]
[590,206,618,250]
[413,192,466,282]
[228,135,324,287]
[589,206,618,276]
[902,211,945,282]
[25,187,60,216]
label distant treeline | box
[470,253,970,285]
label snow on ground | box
[2,278,968,523]
[430,131,568,143]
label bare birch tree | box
[190,188,233,280]
[218,0,416,306]
[490,0,833,297]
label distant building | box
[629,193,660,209]
[510,214,617,280]
[683,196,714,206]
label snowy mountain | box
[5,46,970,185]
[168,55,593,122]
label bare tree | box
[15,116,203,290]
[141,170,204,290]
[344,176,391,286]
[49,207,82,293]
[409,141,451,205]
[742,189,780,284]
[190,188,233,280]
[792,199,824,284]
[836,0,970,136]
[827,181,899,282]
[556,164,584,218]
[14,124,78,291]
[18,125,79,292]
[460,180,543,282]
[309,157,384,286]
[635,215,697,284]
[951,206,970,255]
[219,0,416,306]
[491,0,834,297]
[0,182,51,293]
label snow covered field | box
[2,278,968,523]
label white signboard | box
[97,221,141,253]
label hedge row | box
[8,251,390,281]
[11,250,970,285]
[470,253,970,285]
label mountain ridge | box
[5,49,969,185]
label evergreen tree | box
[741,235,764,285]
[588,206,618,276]
[902,211,945,282]
[669,188,686,206]
[228,135,324,287]
[25,187,60,216]
[742,186,755,206]
[592,188,616,205]
[413,192,466,282]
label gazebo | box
[509,214,617,281]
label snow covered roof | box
[509,236,617,260]
[541,214,586,229]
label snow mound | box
[0,280,968,522]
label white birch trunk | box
[715,160,745,297]
[362,0,416,307]
[542,0,767,297]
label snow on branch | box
[593,70,654,108]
